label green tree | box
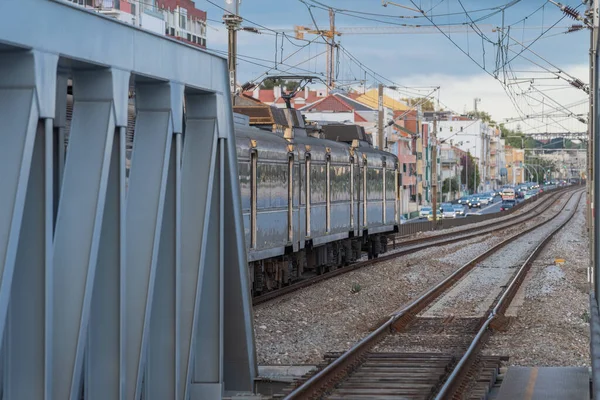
[499,123,536,149]
[260,79,300,92]
[460,153,480,194]
[466,110,495,125]
[442,177,459,193]
[402,97,435,111]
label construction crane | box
[290,23,497,91]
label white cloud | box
[391,64,589,133]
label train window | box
[330,164,350,202]
[293,163,299,207]
[367,168,383,200]
[386,170,396,200]
[300,163,305,205]
[238,160,251,211]
[310,163,326,203]
[256,162,289,209]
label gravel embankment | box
[483,193,590,367]
[254,192,575,365]
[421,193,579,318]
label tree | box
[260,79,300,92]
[401,97,435,111]
[466,110,494,124]
[460,153,480,194]
[499,123,537,149]
[442,177,459,194]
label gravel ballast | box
[483,193,590,367]
[254,191,577,365]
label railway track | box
[253,187,573,306]
[280,189,583,399]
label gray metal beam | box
[0,2,257,398]
[0,51,55,399]
[0,0,226,92]
[51,69,120,400]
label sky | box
[199,0,590,133]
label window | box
[310,164,326,203]
[170,27,175,36]
[366,168,383,201]
[179,8,187,30]
[330,165,350,202]
[187,33,191,41]
[386,170,395,199]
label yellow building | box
[505,145,524,185]
[355,89,410,111]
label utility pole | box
[592,0,599,300]
[378,83,384,150]
[432,117,438,222]
[223,0,242,100]
[326,8,336,91]
[466,152,469,194]
[474,97,481,113]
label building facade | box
[69,0,207,48]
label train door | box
[305,153,311,238]
[382,158,386,223]
[287,151,294,243]
[362,155,368,229]
[350,155,355,231]
[326,153,331,233]
[250,149,257,248]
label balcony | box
[398,154,416,164]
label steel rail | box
[434,189,585,399]
[283,189,582,399]
[253,187,571,306]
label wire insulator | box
[563,5,581,20]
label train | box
[64,96,402,296]
[234,108,402,295]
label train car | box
[63,96,400,296]
[235,110,401,295]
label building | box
[436,119,493,192]
[68,0,207,48]
[505,145,525,185]
[440,144,466,201]
[159,0,207,47]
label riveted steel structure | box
[0,1,256,399]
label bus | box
[501,188,516,201]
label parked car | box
[441,205,457,218]
[419,206,433,218]
[524,190,537,200]
[427,213,443,221]
[477,195,491,206]
[467,196,481,208]
[452,204,465,216]
[457,196,471,205]
[439,202,453,212]
[500,199,516,211]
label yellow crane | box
[290,22,497,90]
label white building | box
[436,119,493,192]
[69,0,207,48]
